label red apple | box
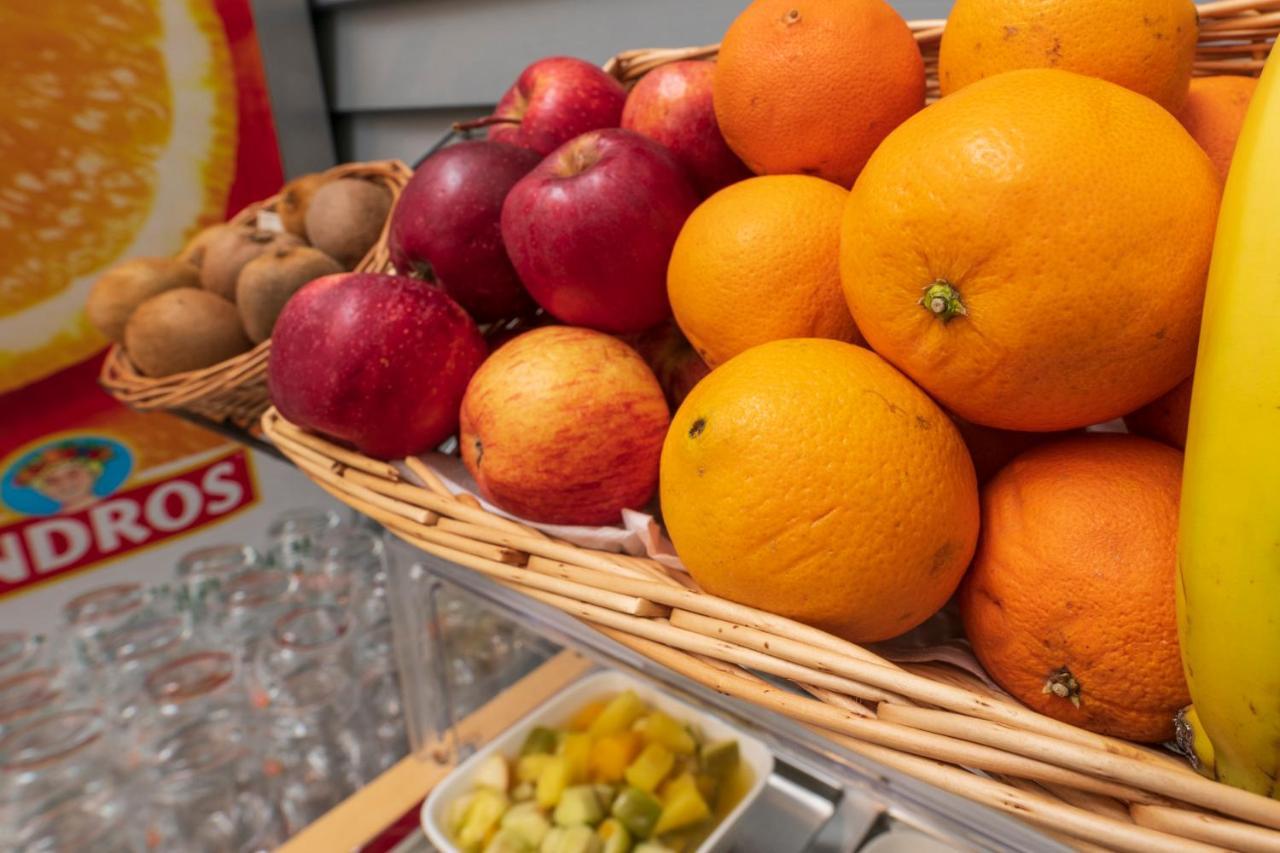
[268,273,486,459]
[387,141,541,322]
[486,57,626,156]
[501,129,699,334]
[619,320,710,410]
[459,326,670,525]
[621,61,752,196]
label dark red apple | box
[387,141,541,322]
[621,60,752,196]
[619,320,711,410]
[500,129,699,334]
[486,57,626,156]
[268,273,486,460]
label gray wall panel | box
[318,0,954,163]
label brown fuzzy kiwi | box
[236,245,343,343]
[86,257,201,343]
[178,223,232,269]
[199,226,303,302]
[124,288,253,377]
[304,178,392,269]
[277,172,329,238]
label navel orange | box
[1125,377,1192,449]
[660,339,979,643]
[0,1,236,393]
[939,0,1198,113]
[667,176,859,368]
[959,434,1189,742]
[1178,75,1260,181]
[841,69,1220,432]
[712,0,925,187]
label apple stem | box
[453,115,523,132]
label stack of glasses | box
[0,508,542,852]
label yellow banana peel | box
[1177,49,1280,798]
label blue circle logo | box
[1,436,134,517]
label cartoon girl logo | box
[1,436,134,517]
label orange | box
[959,435,1189,742]
[1178,75,1260,181]
[841,69,1220,432]
[1125,377,1192,449]
[0,1,236,393]
[666,176,860,368]
[938,0,1198,113]
[712,0,925,187]
[660,339,979,643]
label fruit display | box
[440,689,749,853]
[238,0,1278,838]
[91,166,402,379]
[1177,53,1280,798]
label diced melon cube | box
[569,699,609,732]
[589,691,647,738]
[624,743,675,793]
[475,754,511,792]
[591,731,644,783]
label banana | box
[1177,48,1280,799]
[1174,705,1216,778]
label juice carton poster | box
[0,0,337,627]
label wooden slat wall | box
[313,0,954,164]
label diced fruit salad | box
[444,690,745,853]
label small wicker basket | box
[264,2,1280,848]
[99,159,413,429]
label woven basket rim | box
[98,158,412,421]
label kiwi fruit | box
[277,172,329,238]
[124,288,253,377]
[304,178,392,269]
[236,245,343,343]
[178,223,232,269]
[199,225,303,302]
[86,257,201,343]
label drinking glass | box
[0,667,91,737]
[0,632,52,680]
[207,567,297,668]
[265,508,340,571]
[254,604,367,830]
[63,582,147,667]
[0,709,136,852]
[136,650,283,852]
[175,544,261,630]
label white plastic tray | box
[422,669,775,853]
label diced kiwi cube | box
[522,726,560,756]
[611,787,663,839]
[699,739,739,780]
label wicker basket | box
[99,160,413,429]
[263,4,1280,849]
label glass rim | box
[108,616,187,664]
[63,583,144,626]
[144,651,235,703]
[176,543,259,578]
[0,708,103,771]
[0,631,29,670]
[272,603,350,650]
[0,668,60,721]
[222,568,292,608]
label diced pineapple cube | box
[652,774,710,836]
[458,788,510,850]
[589,691,647,738]
[446,791,478,836]
[560,732,592,783]
[590,731,644,783]
[624,743,675,793]
[569,699,609,732]
[474,754,511,792]
[519,754,556,784]
[634,712,696,755]
[536,756,573,809]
